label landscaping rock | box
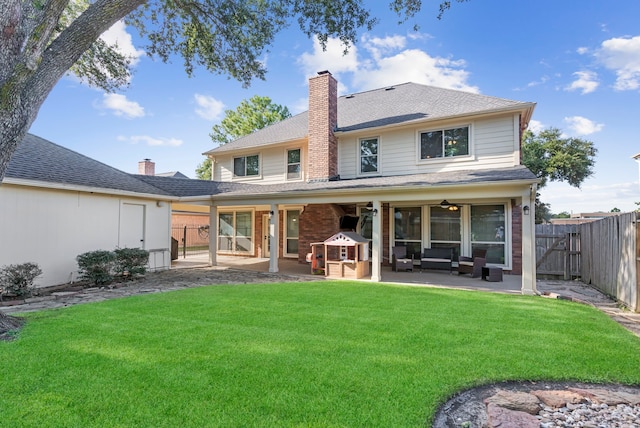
[531,389,587,408]
[484,390,541,414]
[569,387,640,406]
[486,403,540,428]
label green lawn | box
[2,281,640,427]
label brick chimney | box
[308,70,338,181]
[138,158,155,175]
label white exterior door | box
[120,203,145,248]
[262,214,270,258]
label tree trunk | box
[0,0,145,182]
[0,311,24,338]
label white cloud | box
[125,135,184,147]
[527,119,545,134]
[362,34,407,60]
[563,116,604,136]
[100,21,145,66]
[565,71,599,94]
[297,35,478,94]
[526,76,550,88]
[353,49,478,93]
[576,47,589,55]
[100,93,145,118]
[297,37,359,82]
[194,94,225,121]
[595,35,640,91]
[539,181,640,214]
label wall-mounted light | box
[523,205,530,216]
[372,208,378,216]
[269,210,274,216]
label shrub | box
[114,248,149,279]
[76,250,116,285]
[0,263,43,298]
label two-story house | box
[2,71,538,292]
[200,71,539,294]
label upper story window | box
[420,126,469,159]
[287,149,301,180]
[233,154,259,177]
[360,137,379,174]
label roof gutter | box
[204,177,540,203]
[1,178,175,201]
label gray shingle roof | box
[4,134,536,201]
[4,134,171,196]
[206,166,538,200]
[134,175,249,198]
[156,171,189,179]
[204,82,534,155]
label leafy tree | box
[0,0,460,184]
[552,211,571,219]
[610,207,621,213]
[196,96,291,180]
[522,128,597,223]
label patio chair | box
[392,246,414,272]
[457,248,487,277]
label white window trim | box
[232,153,262,181]
[358,136,381,176]
[388,201,512,270]
[415,124,473,165]
[283,208,301,258]
[468,202,511,269]
[217,209,255,255]
[285,148,303,181]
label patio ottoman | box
[481,266,503,282]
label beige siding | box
[214,114,520,183]
[0,185,171,287]
[213,144,307,184]
[338,114,519,179]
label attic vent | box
[385,86,395,91]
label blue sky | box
[29,1,640,214]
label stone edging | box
[432,381,640,427]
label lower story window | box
[394,207,422,258]
[471,205,506,264]
[285,209,299,256]
[390,203,509,267]
[218,211,253,253]
[430,206,461,260]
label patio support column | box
[269,204,279,273]
[521,185,537,295]
[371,200,382,282]
[208,205,218,266]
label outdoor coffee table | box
[481,266,503,282]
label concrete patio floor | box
[172,254,523,294]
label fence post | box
[564,232,570,280]
[182,225,187,259]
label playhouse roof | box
[322,231,369,246]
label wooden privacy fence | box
[536,213,639,312]
[579,212,638,312]
[535,224,580,279]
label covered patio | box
[172,254,523,294]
